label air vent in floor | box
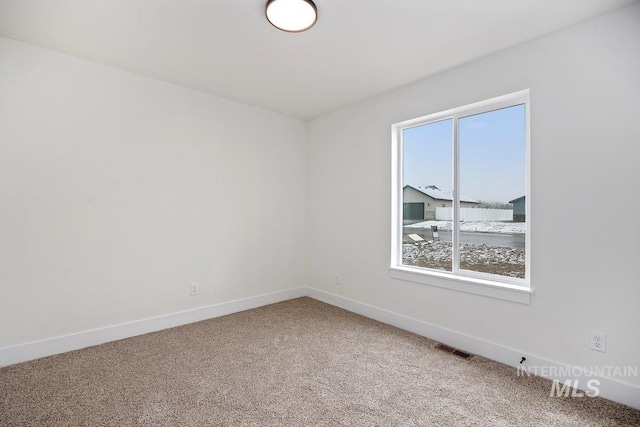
[435,343,473,360]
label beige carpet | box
[1,297,639,426]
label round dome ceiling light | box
[266,0,318,33]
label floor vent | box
[435,343,473,360]
[452,349,473,359]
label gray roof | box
[509,196,525,203]
[405,185,479,204]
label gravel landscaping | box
[402,239,525,278]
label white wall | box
[0,38,307,347]
[308,4,640,387]
[2,3,639,395]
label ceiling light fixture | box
[266,0,318,33]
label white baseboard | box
[0,286,307,368]
[2,285,638,411]
[306,287,640,411]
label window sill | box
[389,265,532,304]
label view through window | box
[398,94,528,284]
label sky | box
[403,104,526,203]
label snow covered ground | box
[405,220,525,234]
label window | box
[390,90,531,303]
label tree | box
[477,200,513,210]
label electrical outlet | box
[334,273,341,284]
[590,331,606,353]
[190,282,199,296]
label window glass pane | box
[402,119,453,272]
[458,105,526,278]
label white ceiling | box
[1,0,637,120]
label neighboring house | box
[509,196,526,222]
[403,185,479,221]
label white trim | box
[391,90,531,297]
[0,287,307,368]
[390,124,402,270]
[525,92,532,283]
[389,266,532,304]
[394,90,530,130]
[452,112,460,273]
[306,287,640,411]
[3,286,638,411]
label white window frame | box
[390,90,532,304]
